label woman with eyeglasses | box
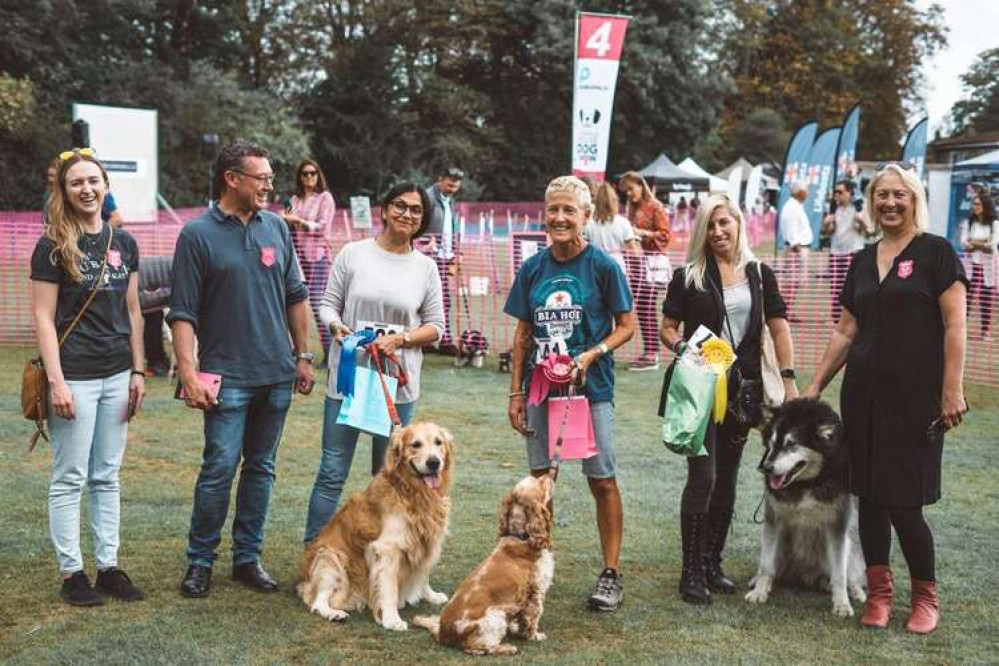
[31,149,146,606]
[303,183,445,543]
[958,190,998,340]
[284,160,337,365]
[804,163,968,635]
[659,192,796,605]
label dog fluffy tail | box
[412,615,441,640]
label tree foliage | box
[950,48,999,135]
[0,0,949,210]
[714,0,946,161]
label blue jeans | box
[186,382,292,568]
[304,397,416,542]
[48,370,131,575]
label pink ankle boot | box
[906,579,939,634]
[860,565,893,629]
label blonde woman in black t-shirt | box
[30,150,146,606]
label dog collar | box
[504,532,529,541]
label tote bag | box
[660,360,718,457]
[336,364,399,437]
[547,395,597,461]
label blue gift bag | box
[336,365,399,437]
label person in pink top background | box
[284,159,336,365]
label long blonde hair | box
[685,193,756,291]
[865,163,929,234]
[45,153,110,282]
[619,171,654,220]
[594,183,620,223]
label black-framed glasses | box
[388,200,424,218]
[231,169,276,184]
[875,160,916,172]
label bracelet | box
[509,390,526,398]
[595,342,609,356]
[131,369,146,377]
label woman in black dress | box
[804,163,968,635]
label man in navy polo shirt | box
[168,139,315,598]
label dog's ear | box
[758,404,779,431]
[384,427,407,473]
[497,492,515,538]
[524,496,553,550]
[438,426,455,492]
[816,420,838,442]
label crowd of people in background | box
[29,140,971,638]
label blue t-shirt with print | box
[504,244,633,403]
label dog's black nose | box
[758,462,772,474]
[426,457,441,472]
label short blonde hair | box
[866,164,929,233]
[545,175,592,209]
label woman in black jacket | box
[660,193,798,604]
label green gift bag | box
[659,359,718,457]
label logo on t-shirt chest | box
[897,260,914,280]
[260,246,277,268]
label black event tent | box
[633,153,710,193]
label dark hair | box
[380,182,433,241]
[295,159,328,198]
[215,139,270,197]
[973,191,998,224]
[834,179,855,195]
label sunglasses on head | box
[875,160,916,172]
[59,148,96,163]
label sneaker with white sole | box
[628,356,659,372]
[588,568,623,611]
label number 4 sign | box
[571,13,631,180]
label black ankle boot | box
[679,513,711,605]
[704,503,736,594]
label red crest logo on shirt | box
[260,246,277,267]
[897,259,914,279]
[107,249,122,269]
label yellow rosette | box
[701,338,736,423]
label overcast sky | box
[916,0,999,135]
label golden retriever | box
[298,422,454,630]
[413,475,554,655]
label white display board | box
[72,103,158,222]
[927,166,951,239]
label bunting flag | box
[901,117,929,180]
[805,127,842,248]
[571,12,631,181]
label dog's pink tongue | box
[768,473,788,491]
[423,474,442,491]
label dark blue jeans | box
[186,382,293,568]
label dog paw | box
[425,590,448,606]
[530,632,547,641]
[381,616,408,631]
[745,588,769,604]
[313,605,349,622]
[832,600,854,618]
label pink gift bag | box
[548,395,597,460]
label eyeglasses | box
[875,160,916,172]
[59,148,96,162]
[926,403,969,440]
[231,170,276,184]
[388,200,424,218]
[300,170,319,178]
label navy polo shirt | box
[167,204,308,388]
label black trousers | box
[681,414,749,515]
[143,310,168,370]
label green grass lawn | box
[1,345,997,664]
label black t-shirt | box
[31,224,139,380]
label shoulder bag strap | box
[57,225,113,348]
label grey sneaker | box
[588,568,623,611]
[628,356,659,372]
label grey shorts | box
[526,400,616,479]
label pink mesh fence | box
[3,206,995,386]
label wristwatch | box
[296,351,315,363]
[402,332,412,348]
[780,368,796,379]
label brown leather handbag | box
[23,228,113,450]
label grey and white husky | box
[745,399,867,617]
